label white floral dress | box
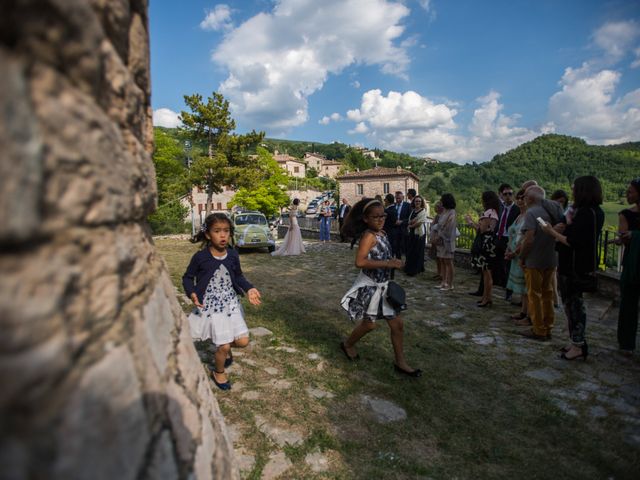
[188,253,248,346]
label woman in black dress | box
[466,191,501,307]
[404,196,428,276]
[541,176,604,360]
[614,178,640,354]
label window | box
[294,166,299,173]
[216,202,222,210]
[357,184,363,195]
[383,183,390,194]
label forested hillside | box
[155,127,639,219]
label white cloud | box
[200,4,233,31]
[212,0,411,131]
[592,20,639,62]
[548,64,640,144]
[319,112,343,125]
[349,122,369,134]
[351,80,361,89]
[153,108,181,128]
[343,89,540,163]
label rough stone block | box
[0,50,43,243]
[54,346,149,480]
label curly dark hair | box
[550,189,569,209]
[341,197,383,240]
[192,212,234,247]
[573,176,603,208]
[481,190,501,214]
[440,193,456,210]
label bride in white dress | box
[271,198,306,256]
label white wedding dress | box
[271,206,305,256]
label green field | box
[602,201,626,229]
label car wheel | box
[268,245,275,253]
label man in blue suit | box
[391,191,411,259]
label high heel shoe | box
[476,300,493,308]
[560,343,588,361]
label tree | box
[179,92,264,215]
[229,147,290,217]
[147,129,189,234]
[427,176,447,195]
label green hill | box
[155,128,638,224]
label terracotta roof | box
[321,159,342,166]
[304,152,327,159]
[337,166,419,182]
[274,154,305,164]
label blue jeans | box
[320,217,331,241]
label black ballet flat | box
[211,370,232,391]
[394,364,422,377]
[340,342,360,361]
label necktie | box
[498,206,509,237]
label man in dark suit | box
[495,183,520,298]
[338,198,351,242]
[383,193,397,236]
[391,191,411,259]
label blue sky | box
[150,0,640,163]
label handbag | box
[386,281,407,311]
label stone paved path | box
[184,239,640,478]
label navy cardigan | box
[182,248,254,302]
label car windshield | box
[235,214,267,226]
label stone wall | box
[0,1,236,479]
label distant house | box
[274,150,306,178]
[303,152,342,179]
[184,185,237,223]
[422,156,439,164]
[337,166,426,213]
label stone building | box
[0,1,237,479]
[274,151,306,177]
[337,166,422,208]
[303,152,342,179]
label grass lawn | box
[602,201,626,229]
[157,237,639,479]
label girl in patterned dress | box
[339,198,422,377]
[183,213,262,391]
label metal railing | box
[282,215,623,272]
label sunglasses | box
[503,192,514,196]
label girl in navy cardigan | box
[183,213,261,390]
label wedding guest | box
[505,190,529,323]
[496,184,520,300]
[338,198,351,242]
[430,201,444,280]
[540,176,604,360]
[467,191,500,307]
[405,195,428,276]
[518,186,564,341]
[435,194,457,290]
[319,200,332,243]
[390,191,411,259]
[615,178,640,354]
